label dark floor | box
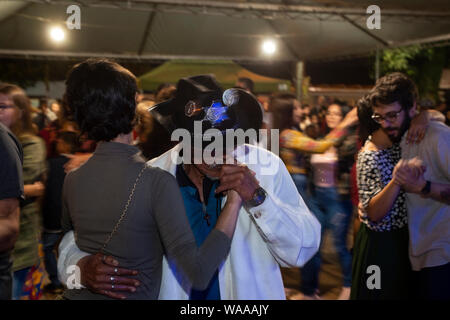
[282,223,355,300]
[42,221,356,300]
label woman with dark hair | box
[356,95,380,144]
[0,83,47,300]
[61,59,241,300]
[349,95,380,243]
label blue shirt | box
[176,164,222,300]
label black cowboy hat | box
[148,74,263,136]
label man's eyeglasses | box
[371,109,403,124]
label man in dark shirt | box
[0,122,24,300]
[33,98,53,132]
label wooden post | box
[375,47,380,82]
[296,61,304,102]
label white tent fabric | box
[0,0,449,62]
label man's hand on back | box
[77,253,140,299]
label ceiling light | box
[50,26,65,42]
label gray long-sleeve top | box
[61,142,231,299]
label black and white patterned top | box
[356,136,407,232]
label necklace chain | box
[99,164,147,254]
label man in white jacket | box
[58,75,320,300]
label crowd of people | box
[0,58,448,300]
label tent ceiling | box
[0,0,449,62]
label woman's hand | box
[64,153,92,173]
[225,189,243,208]
[407,111,428,144]
[339,107,359,128]
[24,181,45,198]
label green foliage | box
[381,45,425,77]
[377,45,449,103]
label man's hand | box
[215,164,259,202]
[393,158,427,194]
[77,253,140,299]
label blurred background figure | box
[305,108,323,139]
[0,84,47,300]
[0,88,23,300]
[235,77,274,149]
[38,100,65,159]
[296,103,312,132]
[154,83,176,101]
[305,101,358,300]
[41,131,80,295]
[271,93,358,300]
[133,83,178,160]
[235,77,254,94]
[135,101,177,160]
[49,100,61,117]
[155,83,176,104]
[32,98,56,132]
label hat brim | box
[148,98,178,134]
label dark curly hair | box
[357,94,379,143]
[64,58,138,142]
[369,72,418,112]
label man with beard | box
[352,73,445,299]
[370,72,450,300]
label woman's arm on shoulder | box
[406,109,446,144]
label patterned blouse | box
[356,137,407,231]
